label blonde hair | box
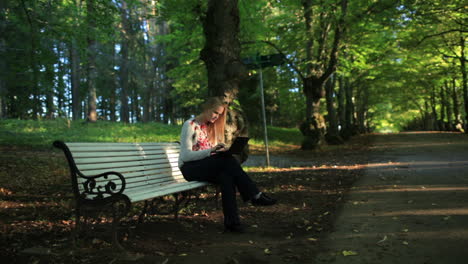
[201,96,227,145]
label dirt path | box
[314,132,468,264]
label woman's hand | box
[211,143,227,154]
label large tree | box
[200,0,249,152]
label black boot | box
[251,193,277,206]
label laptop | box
[217,137,249,155]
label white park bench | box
[53,141,213,249]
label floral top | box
[178,118,213,168]
[190,119,213,151]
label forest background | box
[0,0,467,147]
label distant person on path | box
[178,96,277,233]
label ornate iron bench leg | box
[173,194,180,220]
[72,205,81,247]
[215,186,221,209]
[111,197,131,251]
[139,200,149,223]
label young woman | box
[178,96,277,232]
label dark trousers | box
[180,154,260,226]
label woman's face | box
[205,105,225,123]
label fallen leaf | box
[342,250,358,256]
[251,224,258,228]
[377,235,387,244]
[264,248,271,255]
[248,240,254,244]
[402,229,409,233]
[179,253,188,257]
[402,241,409,245]
[307,238,318,242]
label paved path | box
[314,133,468,264]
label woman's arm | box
[179,120,212,162]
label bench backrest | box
[54,141,185,199]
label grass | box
[0,119,303,150]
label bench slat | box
[125,181,209,203]
[78,163,179,178]
[74,153,179,165]
[66,142,179,146]
[68,144,179,152]
[76,169,183,185]
[71,149,180,158]
[76,157,178,171]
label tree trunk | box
[109,42,117,122]
[357,85,369,133]
[45,60,55,119]
[21,0,41,119]
[444,81,453,131]
[0,14,5,118]
[341,78,355,139]
[460,35,468,133]
[430,87,438,130]
[299,0,348,149]
[337,75,346,132]
[200,0,249,161]
[70,38,81,120]
[324,76,343,144]
[86,0,97,122]
[119,0,131,123]
[452,78,461,127]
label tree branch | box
[241,40,306,81]
[417,29,468,45]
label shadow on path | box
[315,132,468,264]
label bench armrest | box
[54,140,126,200]
[80,171,126,200]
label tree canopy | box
[0,0,466,135]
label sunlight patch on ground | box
[351,185,468,194]
[357,208,468,217]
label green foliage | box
[1,0,466,133]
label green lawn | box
[0,119,303,150]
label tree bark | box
[324,76,343,144]
[200,0,249,161]
[430,86,438,130]
[70,38,81,120]
[21,0,41,119]
[86,0,97,122]
[444,81,453,130]
[119,0,131,123]
[299,0,348,149]
[337,75,346,132]
[356,85,369,133]
[0,8,5,119]
[452,78,461,127]
[343,77,355,138]
[109,42,117,121]
[460,35,468,133]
